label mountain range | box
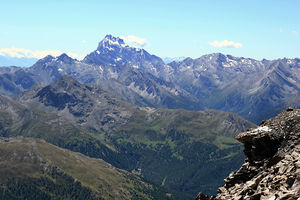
[0,34,299,198]
[1,35,300,124]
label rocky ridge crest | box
[196,108,300,200]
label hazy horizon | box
[1,0,300,64]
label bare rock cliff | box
[196,108,300,200]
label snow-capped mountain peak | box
[97,34,127,50]
[83,34,165,73]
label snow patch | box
[241,59,252,64]
[128,82,155,99]
[287,59,295,65]
[108,69,118,79]
[248,88,259,94]
[257,126,272,132]
[162,86,179,96]
[223,57,238,67]
[102,37,127,48]
[106,46,114,51]
[249,126,272,135]
[103,38,119,46]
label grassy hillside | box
[0,95,191,198]
[0,137,177,200]
[101,108,255,195]
[0,92,256,197]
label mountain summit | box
[97,34,127,50]
[83,35,165,74]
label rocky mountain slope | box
[169,54,300,123]
[1,76,255,197]
[196,108,300,199]
[0,92,98,145]
[18,75,136,132]
[2,43,198,110]
[83,34,166,77]
[0,137,174,200]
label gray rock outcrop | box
[196,108,300,200]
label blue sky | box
[0,0,300,61]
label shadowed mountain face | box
[1,35,300,123]
[13,76,255,197]
[18,75,136,132]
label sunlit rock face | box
[196,108,300,200]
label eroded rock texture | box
[196,108,300,200]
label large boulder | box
[196,108,300,200]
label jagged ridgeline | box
[0,76,255,197]
[1,35,300,123]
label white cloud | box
[120,35,147,46]
[292,30,300,35]
[82,40,86,44]
[209,40,243,48]
[0,47,84,60]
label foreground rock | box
[196,108,300,200]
